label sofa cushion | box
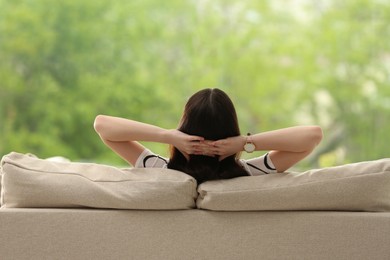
[197,159,390,211]
[1,152,197,209]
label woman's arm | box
[209,126,323,172]
[253,126,323,172]
[251,126,323,153]
[94,115,204,166]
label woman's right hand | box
[166,129,205,158]
[210,135,246,160]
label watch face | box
[244,143,255,153]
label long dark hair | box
[167,88,249,184]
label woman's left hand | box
[199,136,246,160]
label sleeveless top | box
[135,149,277,176]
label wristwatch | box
[244,133,256,153]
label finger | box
[192,150,211,156]
[218,155,228,161]
[193,145,209,153]
[203,140,215,145]
[189,135,205,142]
[197,142,213,149]
[212,139,227,146]
[213,150,222,156]
[193,145,215,155]
[210,140,218,146]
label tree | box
[1,0,389,168]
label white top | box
[135,149,277,176]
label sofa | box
[1,152,390,260]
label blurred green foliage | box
[1,0,389,168]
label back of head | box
[167,88,249,183]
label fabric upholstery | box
[1,152,197,209]
[1,209,390,260]
[197,159,390,211]
[3,152,390,212]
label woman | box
[94,88,323,183]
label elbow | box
[93,115,109,135]
[308,125,323,148]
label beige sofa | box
[1,152,390,260]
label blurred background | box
[0,0,389,169]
